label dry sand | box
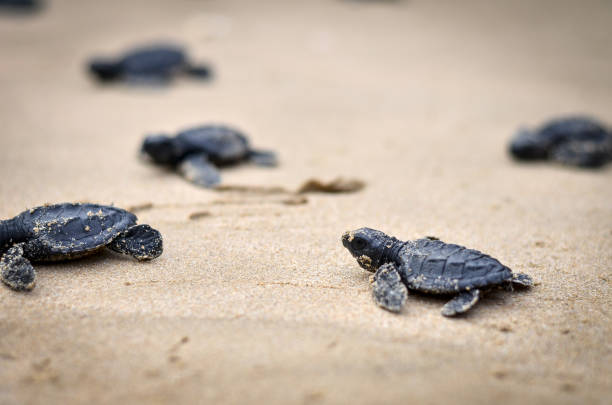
[1,0,611,404]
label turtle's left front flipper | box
[1,244,35,291]
[371,263,408,313]
[178,153,221,187]
[108,225,163,260]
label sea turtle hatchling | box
[88,43,211,84]
[0,0,42,11]
[0,203,163,291]
[141,124,277,187]
[341,228,533,317]
[509,116,612,168]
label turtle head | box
[509,128,548,160]
[88,59,122,82]
[341,227,390,272]
[141,135,182,165]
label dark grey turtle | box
[88,44,211,84]
[0,203,163,291]
[341,228,533,317]
[509,116,612,168]
[141,124,277,187]
[0,0,42,12]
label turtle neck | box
[0,217,28,251]
[378,236,405,266]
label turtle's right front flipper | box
[108,224,163,261]
[1,244,35,291]
[371,262,408,313]
[178,153,221,187]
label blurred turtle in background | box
[88,43,212,84]
[0,0,42,13]
[509,116,612,168]
[141,124,277,187]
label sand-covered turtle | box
[0,203,163,291]
[88,44,211,84]
[509,116,612,168]
[141,124,277,187]
[341,228,533,317]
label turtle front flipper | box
[107,225,163,261]
[248,149,278,167]
[178,153,221,187]
[1,244,35,291]
[371,263,408,313]
[441,289,481,317]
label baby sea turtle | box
[509,116,612,168]
[0,203,163,291]
[88,44,211,84]
[141,124,277,187]
[0,0,41,11]
[341,228,533,317]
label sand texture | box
[0,0,611,404]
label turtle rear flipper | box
[108,224,162,261]
[248,149,278,167]
[511,272,533,288]
[1,244,35,291]
[371,263,408,313]
[178,153,221,187]
[441,289,481,317]
[183,63,212,79]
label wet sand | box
[0,0,611,404]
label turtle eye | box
[352,237,367,251]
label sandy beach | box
[1,0,611,404]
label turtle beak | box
[341,231,350,248]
